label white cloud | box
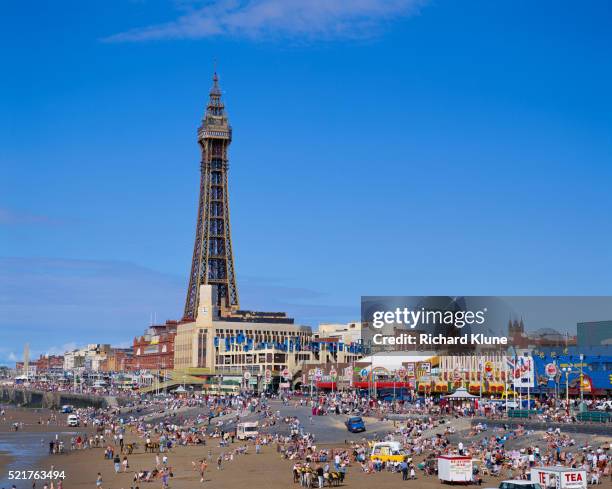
[105,0,426,42]
[46,342,79,356]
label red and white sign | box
[510,356,534,388]
[282,368,291,380]
[531,468,587,489]
[545,363,558,378]
[437,456,472,482]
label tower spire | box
[206,71,224,117]
[185,71,238,320]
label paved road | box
[268,401,399,443]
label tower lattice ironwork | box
[184,72,239,319]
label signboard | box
[545,363,558,379]
[329,367,337,378]
[279,382,290,388]
[405,363,415,378]
[343,367,352,380]
[511,355,534,388]
[264,369,272,384]
[398,367,407,379]
[417,362,431,379]
[531,468,587,489]
[484,361,494,379]
[315,368,323,381]
[243,371,251,380]
[281,368,291,380]
[580,375,592,393]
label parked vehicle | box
[237,421,258,440]
[345,416,366,433]
[438,455,473,482]
[499,480,543,489]
[370,441,407,463]
[531,467,587,489]
[67,414,80,427]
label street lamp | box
[560,366,574,415]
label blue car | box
[345,416,366,433]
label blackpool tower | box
[184,72,239,319]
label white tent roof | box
[358,352,436,372]
[443,387,480,399]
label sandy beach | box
[1,403,609,489]
[0,407,74,434]
[31,438,510,489]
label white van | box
[237,421,258,440]
[531,467,587,489]
[67,414,80,427]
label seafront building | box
[63,344,111,371]
[173,285,362,383]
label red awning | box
[352,381,414,389]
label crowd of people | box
[3,388,610,489]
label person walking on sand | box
[217,454,223,470]
[199,460,208,483]
[114,454,122,473]
[96,473,103,489]
[161,469,169,489]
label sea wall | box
[0,387,117,410]
[472,417,612,435]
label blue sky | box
[1,0,612,364]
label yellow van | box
[370,441,407,463]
